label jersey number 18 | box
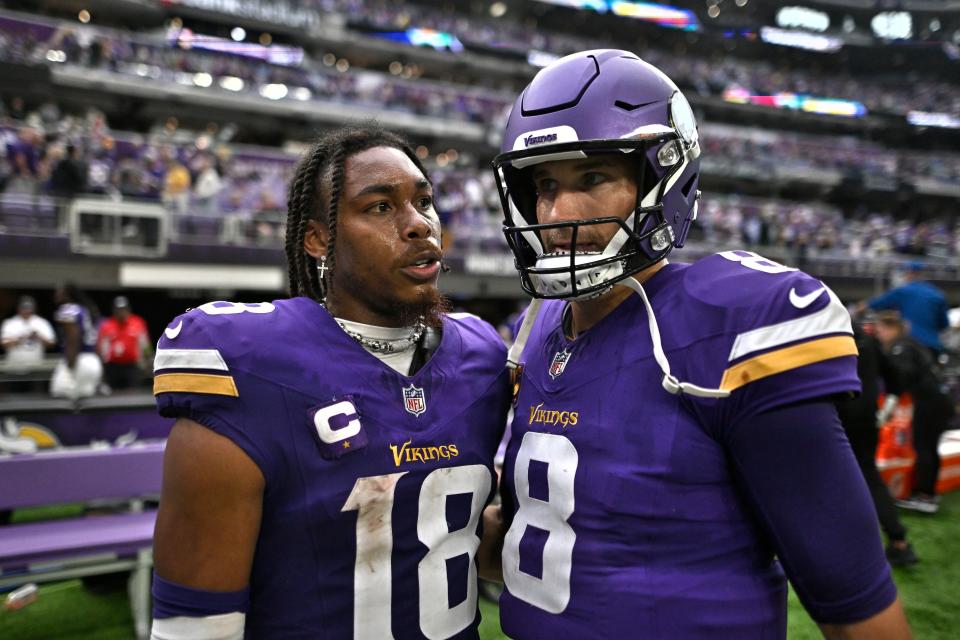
[342,465,491,639]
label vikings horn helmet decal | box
[493,49,702,300]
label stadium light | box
[528,50,561,67]
[219,76,245,92]
[290,87,312,101]
[872,11,912,40]
[760,26,843,52]
[260,83,288,100]
[776,6,829,33]
[192,72,213,88]
[907,111,960,129]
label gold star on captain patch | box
[342,441,351,449]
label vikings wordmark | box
[389,438,460,467]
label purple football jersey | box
[54,303,97,352]
[153,298,510,639]
[500,252,861,639]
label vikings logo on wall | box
[549,349,572,379]
[402,384,427,417]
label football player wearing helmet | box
[150,125,510,639]
[492,50,910,639]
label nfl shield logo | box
[549,349,571,379]
[402,384,426,417]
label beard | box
[327,271,450,330]
[397,286,451,330]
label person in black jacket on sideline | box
[836,322,916,566]
[874,311,955,514]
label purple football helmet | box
[494,49,701,299]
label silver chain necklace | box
[320,303,426,354]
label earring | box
[317,255,328,305]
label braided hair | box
[284,125,430,301]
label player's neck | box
[569,260,668,338]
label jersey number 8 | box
[503,432,578,614]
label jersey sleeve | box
[54,303,82,324]
[725,401,897,624]
[687,252,860,421]
[152,308,273,478]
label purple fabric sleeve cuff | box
[725,400,897,625]
[152,574,250,619]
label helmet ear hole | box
[506,165,540,224]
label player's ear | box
[303,220,329,259]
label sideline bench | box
[0,441,165,639]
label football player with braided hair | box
[150,124,510,639]
[491,50,911,639]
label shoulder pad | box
[682,252,856,394]
[153,299,290,398]
[447,312,508,357]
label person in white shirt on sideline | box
[1,295,55,392]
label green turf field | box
[2,492,958,639]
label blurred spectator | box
[49,283,102,399]
[865,262,950,355]
[874,311,955,515]
[7,96,27,121]
[1,295,56,392]
[4,126,42,194]
[48,143,87,199]
[161,152,191,215]
[193,155,223,215]
[48,142,87,227]
[97,296,151,390]
[835,323,916,566]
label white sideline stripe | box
[939,440,960,457]
[151,612,245,640]
[728,288,852,362]
[154,349,229,373]
[877,458,915,469]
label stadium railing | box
[0,441,165,640]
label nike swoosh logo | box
[789,286,826,309]
[164,321,183,340]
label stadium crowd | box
[2,98,958,261]
[0,7,959,137]
[329,0,959,116]
[0,14,508,126]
